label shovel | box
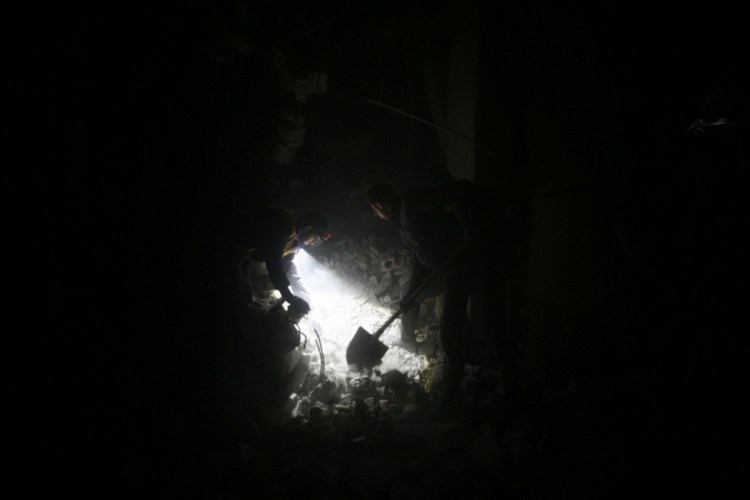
[346,245,466,370]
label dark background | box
[9,0,749,497]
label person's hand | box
[287,295,311,318]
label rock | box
[417,341,438,357]
[380,258,396,272]
[378,273,392,289]
[348,376,373,397]
[392,265,408,276]
[309,378,343,405]
[356,255,368,272]
[380,369,408,392]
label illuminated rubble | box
[244,225,447,426]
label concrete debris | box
[379,258,396,272]
[309,377,343,405]
[380,369,408,393]
[417,340,438,357]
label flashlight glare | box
[294,250,426,380]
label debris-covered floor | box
[164,295,632,500]
[152,180,641,500]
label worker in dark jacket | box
[367,183,460,338]
[242,208,328,317]
[428,166,521,403]
[367,183,467,394]
[367,178,518,404]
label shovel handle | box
[372,307,404,340]
[372,244,467,339]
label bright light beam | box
[294,249,427,383]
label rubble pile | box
[309,232,411,307]
[246,227,447,428]
[280,292,443,425]
[223,214,619,499]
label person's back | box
[399,186,464,271]
[245,207,295,262]
[428,164,507,248]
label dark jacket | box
[397,186,465,295]
[246,208,300,300]
[398,181,505,296]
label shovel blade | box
[346,326,389,369]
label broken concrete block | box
[356,255,369,272]
[392,263,408,276]
[368,239,381,257]
[417,341,438,357]
[378,273,392,288]
[348,376,378,400]
[310,378,342,405]
[369,255,380,269]
[364,397,376,411]
[380,258,396,272]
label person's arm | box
[400,251,432,311]
[266,255,294,301]
[447,180,496,248]
[267,253,310,317]
[402,188,463,269]
[258,213,297,302]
